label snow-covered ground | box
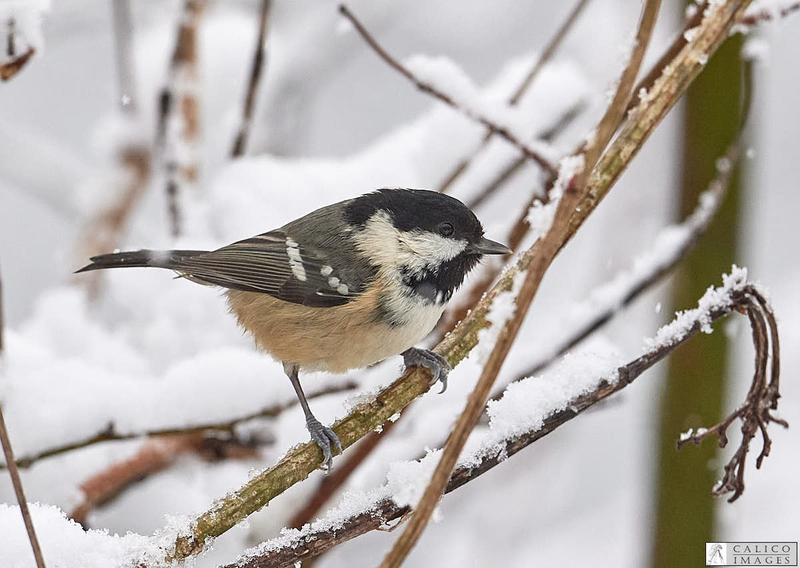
[1,1,798,566]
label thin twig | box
[338,4,558,178]
[69,432,261,525]
[501,104,745,396]
[0,266,47,568]
[676,291,786,502]
[377,4,661,566]
[739,1,800,25]
[165,1,753,560]
[158,0,205,237]
[438,0,591,192]
[0,18,36,81]
[229,281,778,568]
[231,0,272,158]
[465,101,586,210]
[1,381,356,470]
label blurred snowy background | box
[0,0,798,566]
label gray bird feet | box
[402,347,452,393]
[306,416,342,470]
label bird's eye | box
[438,222,454,237]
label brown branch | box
[377,3,661,566]
[74,148,151,299]
[739,1,800,25]
[229,281,779,568]
[69,432,260,526]
[676,292,786,502]
[465,100,586,210]
[503,107,744,395]
[437,0,591,193]
[0,266,47,568]
[0,18,35,81]
[157,0,205,237]
[231,0,272,158]
[338,4,558,178]
[1,381,356,470]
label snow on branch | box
[226,269,784,568]
[0,380,355,471]
[505,137,741,388]
[337,4,559,178]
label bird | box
[77,188,511,468]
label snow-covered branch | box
[436,0,591,193]
[338,4,559,178]
[227,270,784,568]
[0,381,355,471]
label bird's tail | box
[75,249,209,273]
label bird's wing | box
[174,231,360,307]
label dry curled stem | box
[677,289,786,502]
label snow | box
[526,154,585,241]
[742,36,771,61]
[404,54,560,165]
[0,503,161,568]
[645,266,748,349]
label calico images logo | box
[707,542,798,566]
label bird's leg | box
[402,347,451,393]
[283,363,342,469]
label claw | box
[402,347,451,393]
[306,416,342,470]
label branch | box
[157,0,205,237]
[231,0,272,158]
[228,275,781,568]
[503,106,743,394]
[163,1,753,560]
[437,0,591,192]
[0,18,35,81]
[338,4,558,178]
[1,382,356,470]
[0,265,47,568]
[70,432,261,525]
[465,100,586,210]
[375,2,661,566]
[677,289,786,502]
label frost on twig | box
[227,269,783,568]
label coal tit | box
[78,188,511,467]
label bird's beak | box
[468,237,512,255]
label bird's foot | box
[402,347,451,393]
[306,416,342,470]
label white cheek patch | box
[285,237,307,281]
[353,210,467,273]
